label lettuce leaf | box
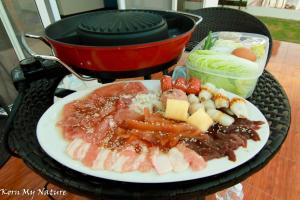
[187,50,260,78]
[187,50,261,98]
[210,39,243,53]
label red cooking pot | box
[23,9,202,80]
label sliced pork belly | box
[92,146,153,173]
[177,144,207,171]
[104,150,119,170]
[92,148,111,170]
[66,139,206,174]
[74,142,91,161]
[66,138,91,161]
[120,148,140,172]
[66,138,84,157]
[110,147,139,172]
[168,147,189,172]
[82,144,100,167]
[150,148,173,175]
[137,152,153,172]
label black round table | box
[6,67,290,200]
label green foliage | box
[257,16,300,44]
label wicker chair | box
[186,7,273,66]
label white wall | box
[123,0,173,10]
[56,0,104,16]
[245,5,300,20]
[203,0,219,8]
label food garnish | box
[203,31,217,50]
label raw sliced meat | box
[83,117,111,145]
[92,148,111,170]
[93,82,148,97]
[114,109,143,125]
[58,82,148,142]
[74,143,91,161]
[120,148,140,172]
[168,147,189,172]
[104,150,119,170]
[177,144,206,171]
[110,148,138,172]
[66,138,84,157]
[150,148,173,175]
[82,144,100,167]
[134,146,153,172]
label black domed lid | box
[78,10,167,35]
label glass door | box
[0,0,58,105]
[0,19,18,105]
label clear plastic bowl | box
[186,31,269,98]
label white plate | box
[36,80,269,183]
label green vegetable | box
[251,44,266,59]
[187,50,261,98]
[188,50,260,78]
[203,31,217,50]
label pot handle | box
[22,34,96,81]
[24,33,52,48]
[169,10,203,26]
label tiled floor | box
[237,41,300,200]
[0,40,299,200]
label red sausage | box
[186,78,201,95]
[160,75,173,92]
[173,77,187,92]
